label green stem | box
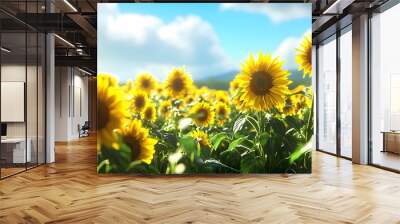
[256,111,265,157]
[305,99,314,142]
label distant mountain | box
[194,69,311,91]
[194,70,239,90]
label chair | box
[79,121,90,138]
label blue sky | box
[98,3,311,82]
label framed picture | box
[97,3,313,174]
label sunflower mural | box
[97,3,312,174]
[296,34,312,77]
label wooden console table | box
[382,131,400,154]
[0,138,31,164]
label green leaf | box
[240,152,266,173]
[163,133,178,147]
[228,137,247,151]
[304,102,314,142]
[245,115,260,132]
[259,132,269,146]
[127,160,143,171]
[204,159,240,173]
[220,150,241,170]
[97,159,109,173]
[289,141,312,164]
[233,116,246,134]
[210,133,229,150]
[270,118,286,136]
[179,135,197,154]
[119,143,133,165]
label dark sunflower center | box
[198,137,206,146]
[142,79,150,88]
[172,78,184,91]
[134,96,145,109]
[197,108,208,122]
[306,47,311,65]
[162,106,168,113]
[98,99,109,130]
[145,109,153,119]
[250,71,273,95]
[218,108,226,116]
[124,135,142,161]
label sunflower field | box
[97,34,313,174]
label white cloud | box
[220,3,310,23]
[98,4,235,81]
[274,37,301,70]
[274,29,311,70]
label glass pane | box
[38,33,45,165]
[317,36,337,154]
[1,31,27,177]
[27,31,38,169]
[371,5,400,171]
[312,45,317,150]
[340,29,352,158]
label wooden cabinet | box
[382,132,400,154]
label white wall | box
[55,67,89,141]
[55,67,69,141]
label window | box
[317,36,337,154]
[339,28,352,158]
[370,3,400,171]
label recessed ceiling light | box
[63,0,78,12]
[1,47,11,53]
[54,34,75,48]
[78,67,92,76]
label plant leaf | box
[233,116,246,134]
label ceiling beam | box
[55,55,96,70]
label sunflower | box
[165,67,193,98]
[197,86,209,95]
[215,90,229,104]
[174,100,185,111]
[159,100,172,118]
[236,52,291,112]
[135,73,157,94]
[184,94,195,105]
[130,91,148,113]
[229,77,240,95]
[295,94,312,111]
[215,102,230,126]
[191,130,210,147]
[141,103,157,122]
[278,95,299,116]
[120,119,157,164]
[296,34,312,77]
[190,102,214,127]
[306,87,313,98]
[121,79,134,93]
[99,73,118,87]
[97,73,128,151]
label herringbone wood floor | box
[1,135,400,224]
